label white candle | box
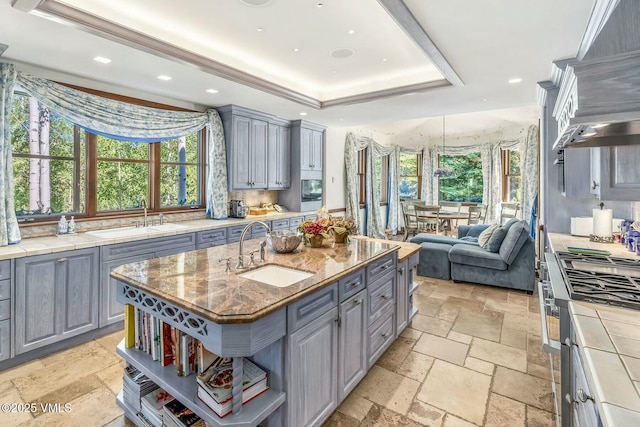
[593,208,613,237]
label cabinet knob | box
[350,281,361,287]
[353,299,362,305]
[380,294,388,300]
[592,180,599,190]
[57,257,68,263]
[381,333,389,338]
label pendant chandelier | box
[433,115,457,178]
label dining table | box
[417,211,469,236]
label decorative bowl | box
[267,230,303,253]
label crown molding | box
[576,0,620,60]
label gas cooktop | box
[556,251,640,310]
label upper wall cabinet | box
[218,105,272,191]
[591,145,640,200]
[301,127,324,172]
[268,121,291,189]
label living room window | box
[357,150,389,205]
[10,92,206,222]
[438,152,483,202]
[501,149,521,202]
[399,152,422,199]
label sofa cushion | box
[449,244,508,270]
[478,223,499,248]
[418,242,453,280]
[410,234,478,246]
[486,226,508,253]
[499,221,530,265]
[458,224,489,241]
[502,217,519,232]
[459,236,479,243]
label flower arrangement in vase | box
[298,217,332,247]
[329,216,357,243]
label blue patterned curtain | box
[15,71,228,219]
[0,64,21,245]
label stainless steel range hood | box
[553,0,640,149]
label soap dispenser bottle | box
[58,215,68,234]
[68,216,76,234]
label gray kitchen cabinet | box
[100,233,196,327]
[0,260,11,361]
[195,228,227,250]
[396,259,408,336]
[301,127,323,172]
[268,123,291,189]
[591,145,640,200]
[288,306,338,427]
[289,216,303,232]
[338,290,367,402]
[219,106,271,191]
[15,248,99,355]
[562,147,594,198]
[226,222,271,243]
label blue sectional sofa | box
[410,220,535,293]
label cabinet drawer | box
[368,278,394,325]
[289,216,304,228]
[305,214,317,221]
[196,228,227,245]
[339,269,365,302]
[0,260,9,280]
[368,310,394,367]
[367,254,396,282]
[227,225,246,243]
[409,252,419,269]
[288,283,338,332]
[252,222,271,238]
[102,233,196,261]
[271,218,290,231]
[0,319,9,361]
[0,279,9,301]
[0,299,9,321]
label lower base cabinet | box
[338,290,367,401]
[0,320,10,361]
[288,307,339,427]
[15,248,99,355]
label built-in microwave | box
[301,179,323,202]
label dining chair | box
[400,201,419,241]
[467,205,484,225]
[414,205,440,234]
[439,201,462,231]
[500,202,520,224]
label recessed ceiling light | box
[330,48,354,58]
[157,75,172,81]
[382,58,388,62]
[257,27,264,32]
[206,89,219,94]
[339,119,344,122]
[93,56,111,64]
[483,98,488,102]
[508,78,522,84]
[293,48,299,52]
[592,123,609,128]
[239,0,272,6]
[317,3,324,7]
[300,112,307,116]
[348,30,355,35]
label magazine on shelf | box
[122,364,158,412]
[196,357,267,404]
[160,321,174,366]
[162,399,206,427]
[140,387,174,427]
[197,377,268,418]
[197,342,218,375]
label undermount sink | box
[85,223,188,239]
[238,265,314,287]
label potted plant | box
[298,217,332,247]
[329,216,357,243]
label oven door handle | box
[538,281,561,354]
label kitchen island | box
[111,236,418,427]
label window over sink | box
[10,91,206,222]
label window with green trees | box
[438,152,483,202]
[502,149,521,202]
[399,153,422,199]
[10,92,205,221]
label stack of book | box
[122,364,158,413]
[196,357,268,418]
[139,387,174,427]
[163,399,207,427]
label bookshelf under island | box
[111,237,417,427]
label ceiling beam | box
[322,79,450,108]
[376,0,464,87]
[10,0,44,12]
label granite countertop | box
[547,232,638,258]
[569,301,640,426]
[111,238,400,324]
[0,211,315,260]
[350,235,419,261]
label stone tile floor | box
[0,276,556,427]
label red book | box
[161,322,174,366]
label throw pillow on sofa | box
[478,223,499,248]
[486,226,508,252]
[466,224,491,238]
